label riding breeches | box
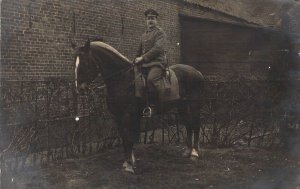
[142,66,164,93]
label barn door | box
[179,14,288,79]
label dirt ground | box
[5,143,300,189]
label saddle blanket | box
[134,66,180,102]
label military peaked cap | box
[144,9,159,17]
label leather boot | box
[148,92,158,107]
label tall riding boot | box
[148,91,158,107]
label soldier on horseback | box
[135,9,168,116]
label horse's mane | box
[91,41,132,66]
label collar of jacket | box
[146,26,158,33]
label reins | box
[83,63,140,95]
[100,64,134,82]
[76,43,142,95]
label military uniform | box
[137,26,167,93]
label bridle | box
[75,50,139,94]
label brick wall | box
[0,0,243,80]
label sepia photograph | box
[0,0,299,188]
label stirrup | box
[142,106,152,118]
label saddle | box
[134,66,180,102]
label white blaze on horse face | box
[75,56,80,88]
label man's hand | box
[134,56,144,64]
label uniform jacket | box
[137,26,167,68]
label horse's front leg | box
[122,140,135,173]
[119,112,140,173]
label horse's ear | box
[94,36,104,42]
[84,38,90,51]
[70,40,77,50]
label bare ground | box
[4,144,300,189]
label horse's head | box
[72,38,133,94]
[73,39,100,94]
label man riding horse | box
[73,8,204,173]
[135,9,168,116]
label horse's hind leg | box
[178,103,194,157]
[179,102,201,158]
[191,117,200,158]
[182,124,193,157]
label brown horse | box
[73,39,204,173]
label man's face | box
[146,16,157,29]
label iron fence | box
[199,79,300,148]
[0,79,183,174]
[1,78,300,188]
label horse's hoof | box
[123,161,129,168]
[124,166,135,174]
[122,161,135,174]
[123,161,136,169]
[191,148,199,158]
[190,155,198,161]
[182,148,192,158]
